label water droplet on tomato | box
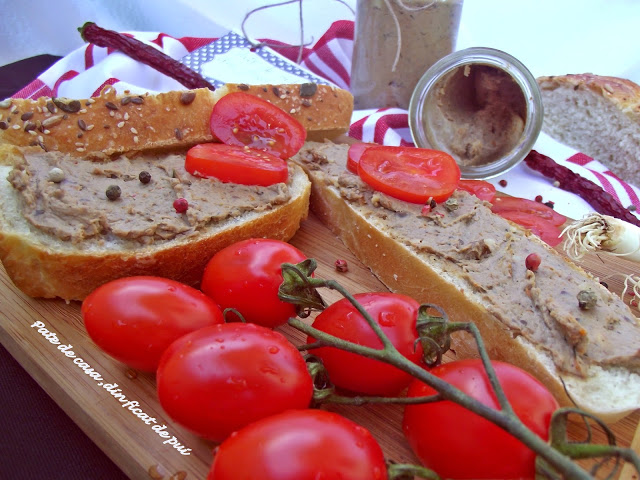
[268,346,279,354]
[260,365,279,375]
[167,286,176,292]
[227,377,247,387]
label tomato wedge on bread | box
[186,143,288,186]
[210,91,306,159]
[457,179,496,203]
[357,146,460,204]
[491,196,566,247]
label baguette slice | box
[537,73,640,187]
[292,140,640,423]
[0,83,353,158]
[0,145,310,301]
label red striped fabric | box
[91,78,120,97]
[52,70,79,97]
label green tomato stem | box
[387,462,441,480]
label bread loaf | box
[0,83,354,158]
[292,140,640,423]
[537,73,640,187]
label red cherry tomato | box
[491,196,566,226]
[185,143,288,186]
[210,91,307,159]
[358,146,461,204]
[156,323,313,442]
[81,276,224,372]
[457,179,497,202]
[308,292,423,396]
[403,359,559,480]
[208,409,388,480]
[201,238,308,328]
[347,142,372,173]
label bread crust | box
[0,83,353,157]
[0,163,310,301]
[296,141,640,422]
[538,74,640,117]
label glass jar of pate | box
[350,0,464,110]
[409,47,543,179]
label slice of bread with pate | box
[291,140,640,423]
[0,83,354,301]
[0,144,310,301]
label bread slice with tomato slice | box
[0,143,311,301]
[0,83,353,157]
[291,140,640,423]
[0,82,354,301]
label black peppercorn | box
[106,185,121,201]
[139,171,151,184]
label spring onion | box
[562,213,640,262]
[562,213,640,305]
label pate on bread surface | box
[7,148,291,245]
[292,141,640,379]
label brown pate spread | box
[294,141,640,378]
[426,65,527,166]
[8,149,291,245]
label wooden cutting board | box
[1,213,639,480]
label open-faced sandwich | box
[291,140,640,423]
[0,83,353,300]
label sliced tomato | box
[497,210,564,247]
[185,143,288,186]
[347,142,372,173]
[210,91,306,159]
[358,146,460,204]
[491,196,566,226]
[457,179,496,203]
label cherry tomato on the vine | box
[207,409,388,480]
[201,238,308,328]
[185,143,288,186]
[81,276,224,372]
[210,91,307,159]
[156,323,313,442]
[308,292,423,396]
[358,146,461,204]
[403,359,559,480]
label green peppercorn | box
[577,290,597,310]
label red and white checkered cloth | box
[11,20,640,220]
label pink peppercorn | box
[173,198,188,213]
